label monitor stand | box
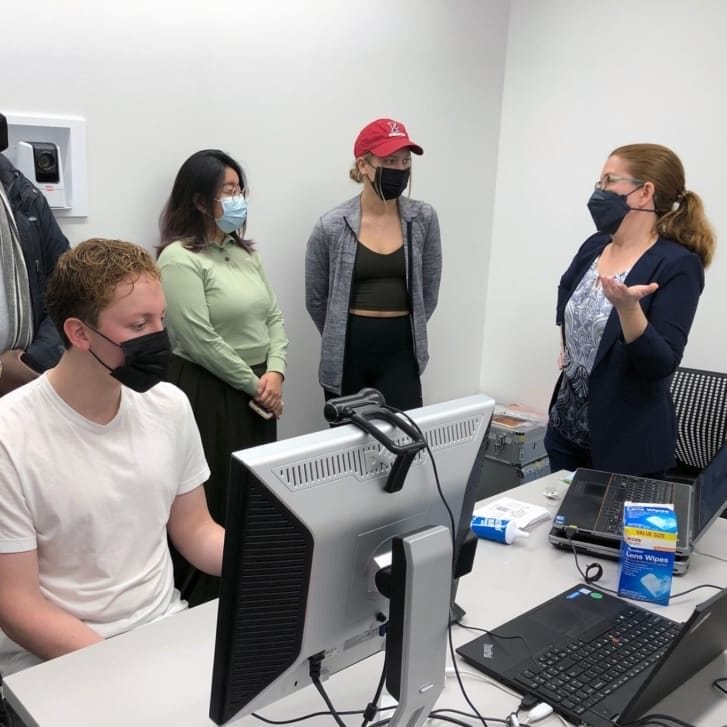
[450,597,466,623]
[385,526,453,727]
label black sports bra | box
[350,242,408,311]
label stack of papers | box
[472,497,551,530]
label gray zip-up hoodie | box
[305,194,442,394]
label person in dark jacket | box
[545,143,716,477]
[0,113,69,395]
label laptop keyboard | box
[595,476,675,534]
[513,607,681,717]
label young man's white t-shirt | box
[0,376,210,675]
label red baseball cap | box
[353,118,424,159]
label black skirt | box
[166,354,277,605]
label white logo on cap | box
[387,121,406,138]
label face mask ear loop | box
[622,183,643,203]
[373,166,385,201]
[625,184,657,214]
[83,323,121,373]
[88,347,115,373]
[84,322,119,347]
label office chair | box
[668,366,727,482]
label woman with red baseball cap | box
[305,117,442,410]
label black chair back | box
[670,366,727,471]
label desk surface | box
[6,471,727,726]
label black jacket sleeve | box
[7,164,70,371]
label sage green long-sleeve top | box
[158,238,287,397]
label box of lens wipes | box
[618,502,677,606]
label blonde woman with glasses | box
[545,143,715,477]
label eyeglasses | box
[595,174,644,191]
[218,184,244,197]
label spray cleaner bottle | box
[471,516,529,544]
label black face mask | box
[87,327,171,393]
[372,166,410,200]
[587,186,646,235]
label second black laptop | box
[548,441,727,574]
[457,583,727,726]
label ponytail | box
[656,190,715,268]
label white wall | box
[2,0,509,437]
[483,0,727,414]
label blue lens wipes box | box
[618,502,677,606]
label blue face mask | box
[215,195,247,234]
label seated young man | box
[0,238,224,677]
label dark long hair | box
[157,149,252,256]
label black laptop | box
[548,441,727,574]
[457,583,727,726]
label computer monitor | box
[209,393,495,725]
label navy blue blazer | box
[550,233,704,475]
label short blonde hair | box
[47,238,160,346]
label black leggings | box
[326,314,423,411]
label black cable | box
[383,405,457,560]
[621,714,696,727]
[454,619,540,673]
[447,625,488,726]
[712,676,727,696]
[425,715,475,727]
[566,529,724,599]
[455,618,539,667]
[310,678,346,727]
[253,706,501,727]
[252,709,371,724]
[252,706,398,725]
[454,620,532,650]
[383,406,489,724]
[670,583,723,598]
[361,650,388,727]
[431,707,509,725]
[566,531,724,599]
[371,711,507,727]
[378,407,522,727]
[564,528,617,592]
[308,654,346,727]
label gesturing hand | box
[599,276,659,310]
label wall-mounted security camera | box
[15,140,69,209]
[3,113,87,217]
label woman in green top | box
[157,149,287,605]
